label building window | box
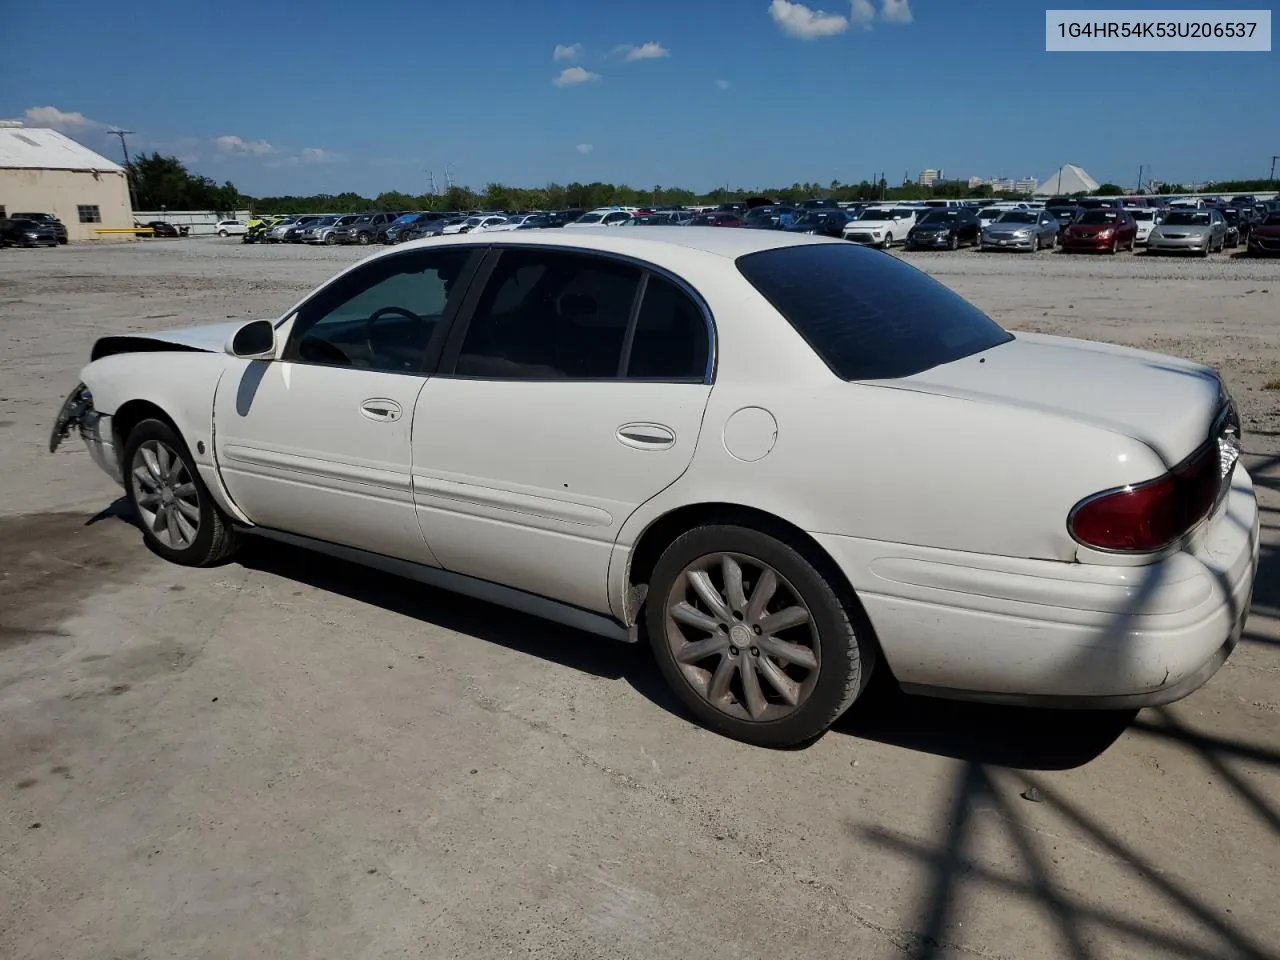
[77,205,101,224]
[0,205,6,219]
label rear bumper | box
[814,466,1259,707]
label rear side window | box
[627,275,708,380]
[736,244,1012,381]
[452,250,709,381]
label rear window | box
[736,244,1013,381]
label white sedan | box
[214,219,247,237]
[441,215,506,235]
[50,229,1258,747]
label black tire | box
[645,523,874,747]
[948,233,959,251]
[123,418,241,567]
[218,230,228,237]
[356,232,371,245]
[1030,235,1039,253]
[324,233,337,245]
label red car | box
[688,212,743,227]
[1061,208,1137,253]
[1246,213,1280,256]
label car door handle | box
[359,398,402,422]
[617,423,676,450]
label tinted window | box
[286,249,472,373]
[920,210,960,223]
[454,250,641,379]
[736,244,1012,381]
[1077,210,1119,224]
[627,276,709,380]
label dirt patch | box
[0,509,156,649]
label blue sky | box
[3,0,1276,196]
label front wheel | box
[124,419,240,567]
[1030,235,1040,253]
[948,234,958,251]
[646,524,873,747]
[218,230,228,237]
[324,233,337,245]
[356,232,371,245]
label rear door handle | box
[617,422,676,450]
[360,398,402,422]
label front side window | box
[285,249,474,373]
[77,205,101,223]
[736,244,1012,381]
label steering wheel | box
[364,306,421,364]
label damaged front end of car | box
[49,383,121,484]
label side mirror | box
[226,318,277,360]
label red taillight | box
[1069,444,1223,552]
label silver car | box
[980,209,1060,252]
[300,215,339,244]
[1147,208,1227,256]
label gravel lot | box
[1,238,1278,960]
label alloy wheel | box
[664,552,820,723]
[130,440,200,549]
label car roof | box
[394,225,835,261]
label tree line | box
[121,153,1278,215]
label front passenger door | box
[214,247,480,562]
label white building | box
[918,168,941,186]
[0,123,133,240]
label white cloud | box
[299,147,343,164]
[768,0,848,39]
[850,0,875,27]
[24,106,107,132]
[622,41,670,60]
[553,43,582,61]
[553,66,600,87]
[715,79,731,90]
[575,143,593,154]
[215,134,275,156]
[881,0,912,23]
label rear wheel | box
[124,419,240,567]
[646,524,873,747]
[883,233,893,248]
[357,232,371,245]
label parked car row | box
[235,196,1280,257]
[0,216,61,247]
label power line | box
[107,129,139,209]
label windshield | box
[997,211,1037,224]
[575,213,604,224]
[1163,211,1211,226]
[1077,211,1120,225]
[1130,210,1155,221]
[857,208,893,221]
[314,217,338,226]
[736,245,1012,380]
[921,210,960,223]
[464,216,486,226]
[978,208,1002,219]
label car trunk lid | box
[889,332,1227,468]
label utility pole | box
[1271,155,1278,183]
[426,170,436,196]
[108,129,138,210]
[1136,164,1143,194]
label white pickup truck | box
[841,206,919,248]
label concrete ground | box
[1,238,1278,960]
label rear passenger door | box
[410,247,714,614]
